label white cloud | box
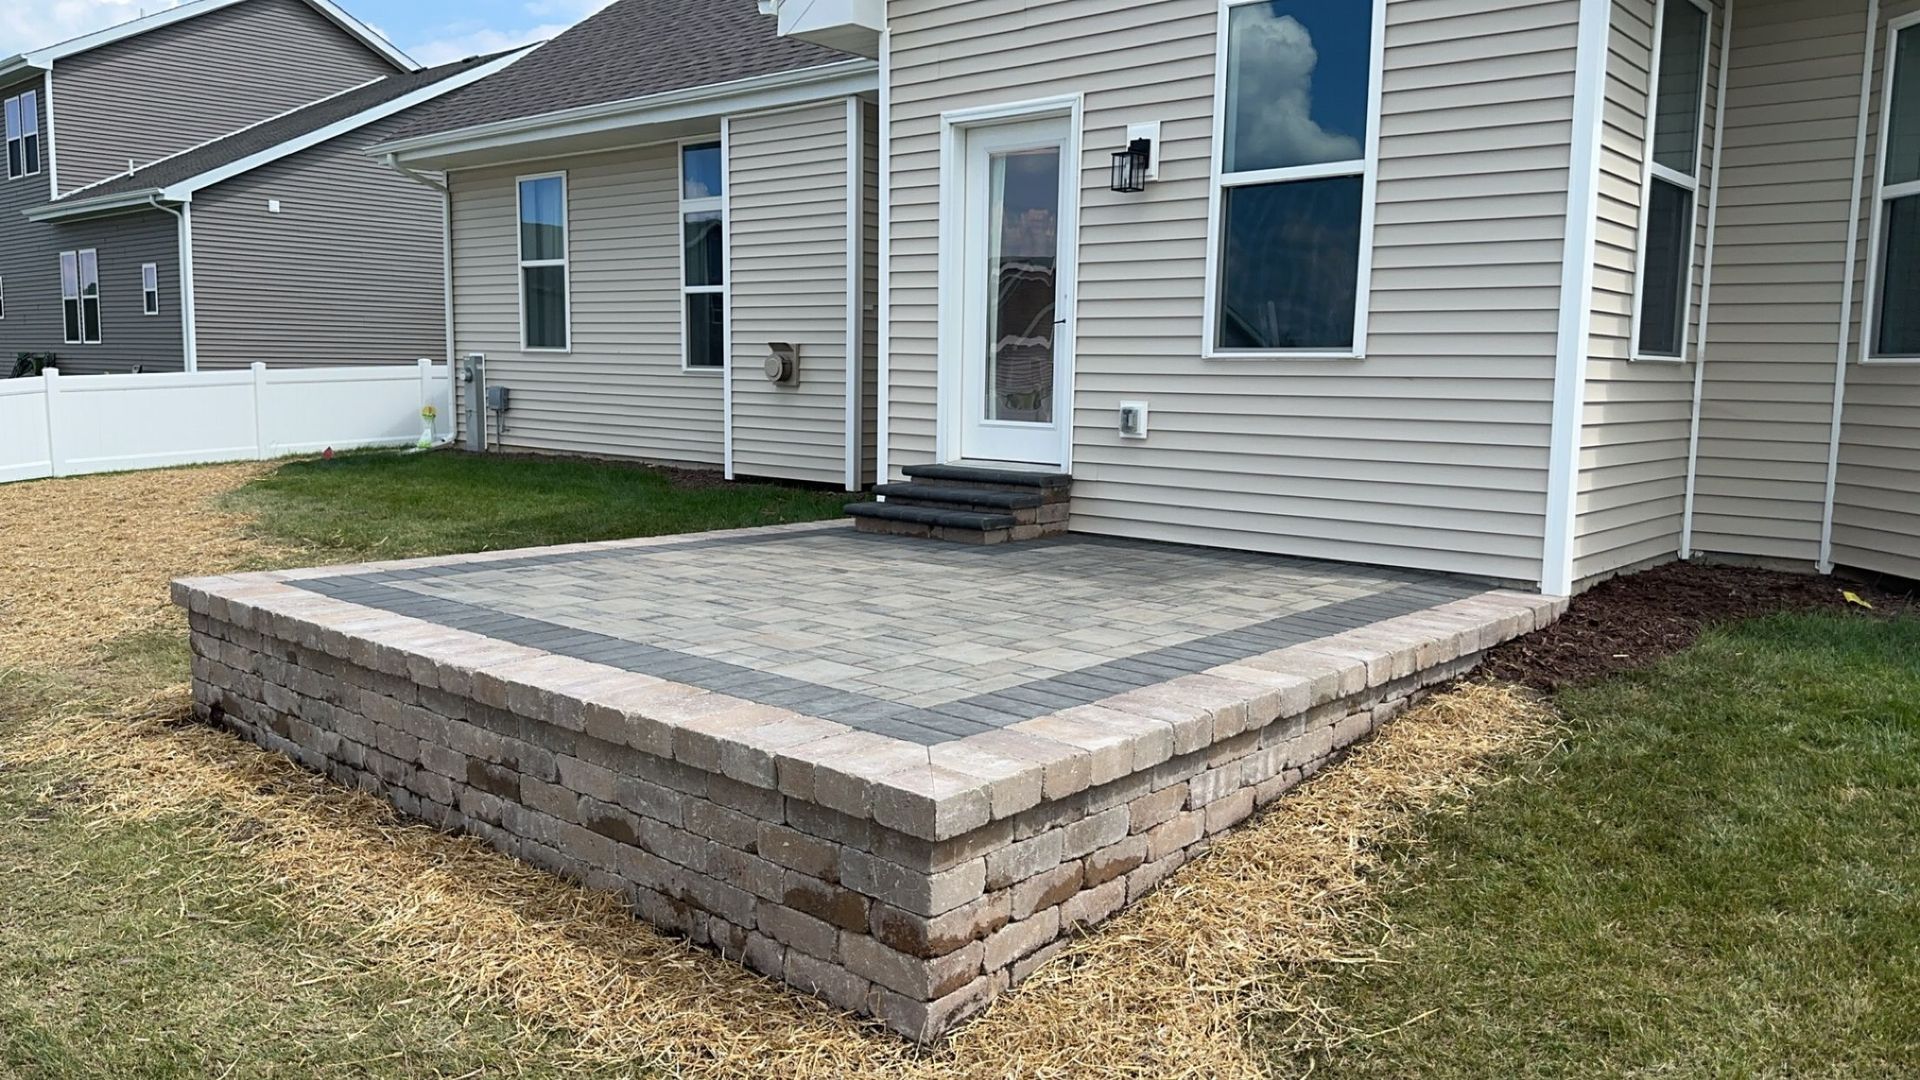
[1225,13,1362,171]
[0,0,180,57]
[403,0,613,66]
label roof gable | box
[0,0,415,80]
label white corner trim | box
[844,94,863,493]
[1682,0,1737,560]
[876,30,892,485]
[1542,0,1616,597]
[721,119,736,482]
[148,197,198,371]
[1817,0,1882,575]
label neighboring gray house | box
[376,0,880,490]
[0,0,520,375]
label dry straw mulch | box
[5,680,1553,1079]
[0,462,282,670]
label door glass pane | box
[684,211,723,287]
[984,147,1060,425]
[1637,177,1692,356]
[522,264,567,349]
[1877,194,1920,355]
[1217,176,1362,351]
[686,292,725,369]
[518,177,566,261]
[1223,0,1372,174]
[1652,1,1708,175]
[1888,29,1920,187]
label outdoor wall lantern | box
[1110,138,1151,193]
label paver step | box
[870,482,1046,511]
[901,463,1074,492]
[845,501,1020,532]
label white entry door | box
[957,117,1074,466]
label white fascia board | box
[13,0,415,74]
[374,59,879,166]
[26,48,526,223]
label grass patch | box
[1294,613,1920,1076]
[223,449,849,559]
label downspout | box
[148,196,196,371]
[1681,0,1737,560]
[1817,0,1882,575]
[382,154,454,368]
[1541,0,1615,597]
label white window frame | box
[1201,0,1385,361]
[515,170,571,353]
[60,251,78,343]
[1862,10,1920,363]
[0,275,6,320]
[141,262,159,316]
[678,136,727,373]
[1630,0,1714,362]
[4,93,20,181]
[60,249,101,345]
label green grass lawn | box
[1294,612,1920,1077]
[224,449,850,560]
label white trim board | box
[26,49,528,222]
[1542,0,1616,597]
[876,30,892,485]
[844,94,863,493]
[0,0,417,83]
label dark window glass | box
[684,211,723,287]
[1216,176,1362,351]
[20,91,37,176]
[518,177,566,262]
[522,265,567,349]
[1888,31,1920,187]
[4,96,18,180]
[1877,195,1920,356]
[1651,1,1708,175]
[59,253,78,343]
[1637,177,1692,357]
[682,142,723,200]
[1223,1,1372,173]
[685,293,724,368]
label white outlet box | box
[1119,401,1150,439]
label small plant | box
[417,405,440,450]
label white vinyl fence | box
[0,360,454,485]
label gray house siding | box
[0,72,183,374]
[884,0,1578,584]
[190,112,446,369]
[52,0,398,195]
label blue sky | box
[0,0,615,65]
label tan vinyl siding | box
[449,144,722,466]
[1574,0,1725,583]
[863,98,881,487]
[729,101,855,487]
[190,113,444,369]
[885,0,1578,584]
[1690,0,1870,565]
[1833,0,1920,580]
[51,0,397,194]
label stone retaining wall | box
[185,603,1497,1041]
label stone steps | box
[849,464,1073,544]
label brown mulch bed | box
[1484,561,1917,691]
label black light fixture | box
[1111,137,1150,193]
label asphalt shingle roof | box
[381,0,858,144]
[59,52,507,202]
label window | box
[5,90,39,180]
[517,173,569,351]
[1206,0,1381,357]
[60,251,100,344]
[142,263,160,316]
[680,140,725,370]
[1633,0,1711,359]
[1871,16,1920,357]
[0,275,6,320]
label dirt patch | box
[2,677,1550,1079]
[0,463,287,671]
[1484,561,1916,691]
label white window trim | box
[60,251,78,344]
[4,92,20,181]
[1630,0,1715,363]
[678,135,728,373]
[1201,0,1385,361]
[515,170,571,353]
[0,274,6,319]
[141,262,159,316]
[20,89,39,179]
[60,249,101,345]
[1861,9,1920,363]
